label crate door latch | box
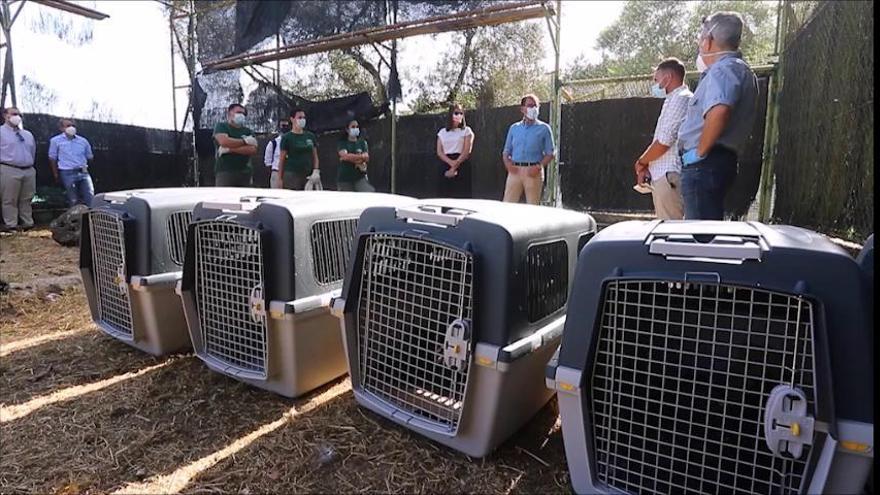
[442,319,471,372]
[763,384,815,459]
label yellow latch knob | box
[790,422,801,437]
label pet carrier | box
[331,199,597,457]
[80,188,304,356]
[178,191,415,398]
[547,220,874,495]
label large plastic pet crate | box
[331,200,597,457]
[546,220,874,495]
[80,187,304,356]
[178,191,415,398]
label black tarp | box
[234,1,292,55]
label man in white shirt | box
[263,118,289,188]
[634,58,693,220]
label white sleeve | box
[263,138,274,167]
[465,126,474,137]
[437,128,445,138]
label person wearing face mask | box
[277,108,319,190]
[633,57,692,220]
[213,103,258,187]
[264,117,290,188]
[48,118,95,207]
[0,107,37,232]
[336,119,375,192]
[501,93,555,205]
[436,103,474,198]
[677,11,758,220]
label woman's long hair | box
[445,103,466,131]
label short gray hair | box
[703,11,744,50]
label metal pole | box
[545,0,562,207]
[756,0,785,222]
[188,0,199,186]
[169,11,178,132]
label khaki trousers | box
[651,171,684,220]
[502,166,543,205]
[0,164,36,228]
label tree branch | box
[446,29,476,105]
[343,47,387,103]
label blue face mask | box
[650,83,667,99]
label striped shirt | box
[649,85,693,179]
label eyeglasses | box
[453,111,464,116]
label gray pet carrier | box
[546,220,874,495]
[80,187,304,356]
[178,191,415,398]
[331,200,597,457]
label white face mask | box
[232,112,246,125]
[525,106,539,121]
[650,82,667,98]
[65,126,77,137]
[296,118,306,129]
[348,127,360,138]
[7,115,22,127]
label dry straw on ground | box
[0,230,571,494]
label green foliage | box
[410,21,549,113]
[566,0,778,79]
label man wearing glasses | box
[0,107,37,232]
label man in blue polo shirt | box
[501,93,555,205]
[48,118,95,207]
[678,11,758,220]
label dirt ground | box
[0,229,572,494]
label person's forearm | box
[697,105,731,156]
[539,154,554,168]
[216,135,246,148]
[638,140,671,165]
[230,145,257,155]
[49,160,59,178]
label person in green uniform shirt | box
[212,103,258,186]
[336,119,375,192]
[277,108,319,190]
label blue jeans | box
[681,146,738,220]
[59,169,95,207]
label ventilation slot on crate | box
[310,217,359,285]
[194,221,267,377]
[590,280,816,495]
[89,210,134,337]
[357,234,474,434]
[526,240,569,322]
[577,231,595,254]
[165,210,192,266]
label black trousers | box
[437,153,472,199]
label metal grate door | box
[526,239,569,322]
[88,210,134,338]
[165,210,192,266]
[590,280,816,495]
[357,234,474,434]
[310,217,359,285]
[194,221,268,377]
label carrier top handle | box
[395,205,476,227]
[648,234,763,262]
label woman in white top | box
[436,103,474,198]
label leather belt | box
[0,162,33,169]
[513,162,539,167]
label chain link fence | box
[769,0,873,243]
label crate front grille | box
[357,234,474,434]
[526,239,569,322]
[165,210,192,266]
[194,221,267,376]
[590,280,816,495]
[88,210,134,337]
[310,217,359,285]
